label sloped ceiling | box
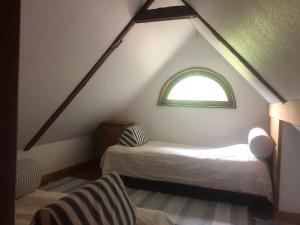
[39,21,195,145]
[18,0,195,148]
[186,0,300,101]
[19,0,300,148]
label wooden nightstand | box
[99,121,134,158]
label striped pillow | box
[31,172,136,225]
[15,159,42,199]
[118,125,149,147]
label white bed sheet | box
[101,141,273,201]
[15,190,173,225]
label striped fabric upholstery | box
[31,172,136,225]
[15,158,42,199]
[118,125,149,147]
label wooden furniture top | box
[98,121,134,159]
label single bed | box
[15,189,173,225]
[101,141,273,202]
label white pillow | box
[248,128,274,159]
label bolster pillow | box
[15,158,42,199]
[119,125,149,147]
[248,128,274,159]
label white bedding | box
[101,141,273,201]
[15,190,173,225]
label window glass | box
[158,68,236,108]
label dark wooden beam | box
[24,0,155,151]
[134,6,197,23]
[182,1,286,103]
[0,0,20,224]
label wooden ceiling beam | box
[24,0,155,151]
[134,6,197,23]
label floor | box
[41,160,276,224]
[41,177,249,225]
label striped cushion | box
[248,128,274,159]
[15,158,42,199]
[118,125,149,147]
[31,172,136,225]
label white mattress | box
[101,141,273,201]
[15,190,173,225]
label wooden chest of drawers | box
[99,121,134,158]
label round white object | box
[248,128,274,159]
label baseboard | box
[275,211,300,224]
[41,158,100,186]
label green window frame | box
[158,67,236,108]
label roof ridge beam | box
[134,6,197,23]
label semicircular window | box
[158,67,236,108]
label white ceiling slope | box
[18,0,195,147]
[186,0,300,102]
[18,0,143,147]
[39,21,195,145]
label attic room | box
[1,0,300,225]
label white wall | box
[279,122,300,213]
[17,136,99,175]
[18,0,194,148]
[18,0,141,148]
[117,33,269,147]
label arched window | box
[158,67,236,108]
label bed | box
[15,189,173,225]
[101,141,273,202]
[15,158,174,225]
